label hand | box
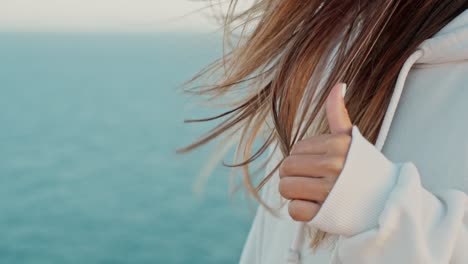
[279,83,353,222]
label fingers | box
[279,177,332,203]
[326,83,352,135]
[290,133,351,156]
[289,134,332,155]
[279,154,345,178]
[288,200,321,222]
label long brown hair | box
[177,0,467,248]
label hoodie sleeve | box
[308,126,468,264]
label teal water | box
[0,33,253,264]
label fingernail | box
[341,83,347,98]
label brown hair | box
[177,0,467,248]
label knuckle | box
[317,181,332,201]
[327,134,351,150]
[279,156,295,177]
[338,134,352,146]
[323,155,345,175]
[290,143,301,155]
[278,178,293,198]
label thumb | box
[326,83,352,135]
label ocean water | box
[0,33,254,264]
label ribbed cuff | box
[308,126,401,236]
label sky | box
[0,0,230,32]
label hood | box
[417,9,468,65]
[375,8,468,150]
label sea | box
[0,32,255,264]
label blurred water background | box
[0,32,253,264]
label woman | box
[179,1,468,263]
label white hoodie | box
[239,9,468,264]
